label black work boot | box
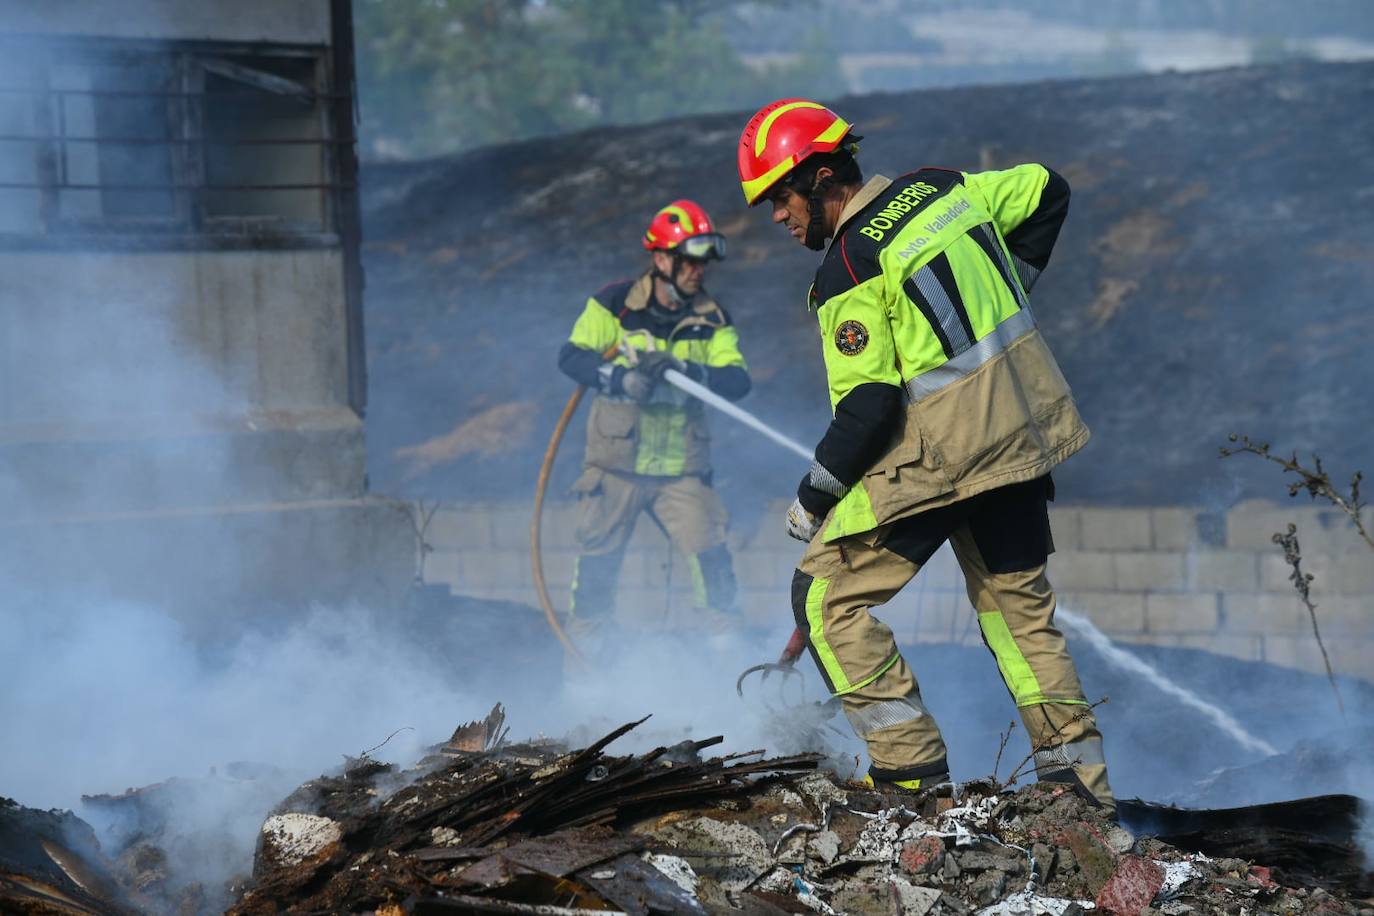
[862,772,952,793]
[857,771,953,814]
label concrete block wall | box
[421,498,1374,679]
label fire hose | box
[529,344,619,667]
[529,381,594,667]
[530,352,815,674]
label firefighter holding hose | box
[556,200,751,647]
[737,99,1116,812]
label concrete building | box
[0,1,414,631]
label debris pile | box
[0,796,139,915]
[223,711,1372,915]
[6,707,1373,914]
[2,762,303,915]
[228,711,821,914]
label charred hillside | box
[359,60,1374,513]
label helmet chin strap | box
[652,253,695,307]
[803,173,835,251]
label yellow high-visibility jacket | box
[559,272,750,477]
[800,165,1087,542]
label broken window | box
[201,53,327,229]
[0,38,344,240]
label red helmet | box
[738,98,853,205]
[642,199,726,260]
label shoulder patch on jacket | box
[834,319,869,356]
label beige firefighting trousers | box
[791,477,1114,810]
[569,468,738,621]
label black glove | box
[616,366,656,402]
[636,349,686,379]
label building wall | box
[0,1,332,45]
[0,249,365,511]
[0,0,366,512]
[0,496,417,639]
[1,250,352,416]
[0,2,402,621]
[422,499,1374,679]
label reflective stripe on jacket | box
[565,273,749,477]
[811,165,1088,541]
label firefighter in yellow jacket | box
[737,99,1115,811]
[557,200,751,639]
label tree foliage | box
[354,0,839,158]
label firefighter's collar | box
[832,175,893,240]
[625,270,719,317]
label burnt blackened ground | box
[359,60,1374,523]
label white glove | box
[785,497,823,542]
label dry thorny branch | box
[1220,434,1374,552]
[990,720,1016,785]
[1221,435,1356,715]
[1273,524,1345,716]
[357,726,417,761]
[991,698,1108,789]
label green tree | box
[355,0,559,156]
[354,0,840,159]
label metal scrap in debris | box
[444,702,510,755]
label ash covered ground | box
[6,60,1374,914]
[359,60,1374,520]
[3,591,1372,913]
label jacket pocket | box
[585,401,639,471]
[866,431,923,482]
[594,405,638,438]
[570,467,604,496]
[864,413,955,515]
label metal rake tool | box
[736,628,845,737]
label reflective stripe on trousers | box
[1033,734,1107,775]
[844,691,932,737]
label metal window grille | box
[0,39,351,239]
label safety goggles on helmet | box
[678,232,727,261]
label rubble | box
[5,711,1373,915]
[259,813,343,869]
[227,715,820,914]
[1118,795,1374,897]
[220,715,1371,915]
[75,762,304,914]
[0,796,140,915]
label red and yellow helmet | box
[642,199,727,260]
[738,98,853,205]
